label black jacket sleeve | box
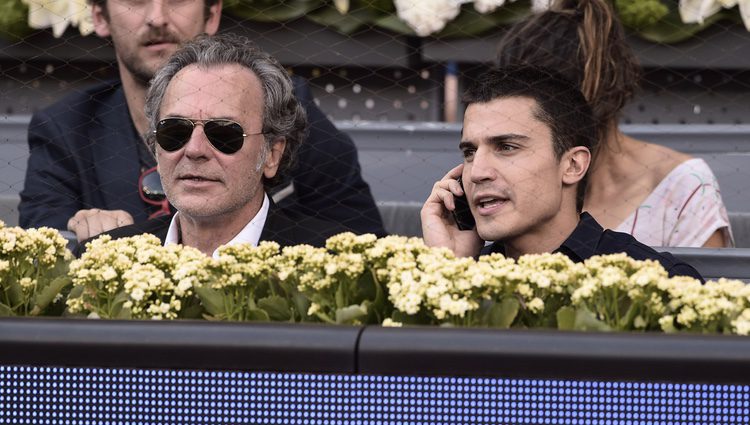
[19,109,87,230]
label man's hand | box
[421,164,483,258]
[67,209,134,242]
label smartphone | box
[451,177,476,231]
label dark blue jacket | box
[19,77,386,236]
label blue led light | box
[0,366,749,424]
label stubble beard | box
[121,52,161,87]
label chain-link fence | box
[2,0,750,247]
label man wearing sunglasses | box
[95,34,349,254]
[19,0,385,242]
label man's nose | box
[183,125,213,159]
[468,148,497,184]
[146,0,169,27]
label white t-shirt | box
[614,158,733,247]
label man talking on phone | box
[421,66,702,280]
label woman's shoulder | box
[633,142,694,181]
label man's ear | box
[92,3,111,38]
[561,146,591,185]
[203,0,223,36]
[263,137,287,179]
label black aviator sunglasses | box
[153,117,265,155]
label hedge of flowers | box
[2,0,749,44]
[2,220,750,335]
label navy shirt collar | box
[555,212,603,262]
[481,212,599,259]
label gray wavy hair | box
[145,33,307,187]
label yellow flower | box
[382,318,403,327]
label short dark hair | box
[145,34,307,188]
[462,66,597,212]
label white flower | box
[634,315,647,329]
[680,0,750,31]
[659,315,676,332]
[101,267,117,281]
[527,297,544,314]
[474,0,512,14]
[382,318,403,327]
[130,287,145,302]
[732,309,750,335]
[22,0,94,37]
[531,0,553,13]
[394,0,464,36]
[308,303,321,316]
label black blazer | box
[20,78,386,236]
[74,201,350,257]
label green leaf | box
[307,4,383,34]
[615,0,669,30]
[194,286,226,317]
[335,282,346,308]
[634,8,728,44]
[556,306,577,331]
[3,275,23,309]
[558,306,615,332]
[179,298,205,319]
[291,291,310,321]
[202,312,227,321]
[114,306,132,320]
[0,302,14,317]
[361,270,386,323]
[372,14,415,36]
[391,309,431,325]
[246,308,271,322]
[111,292,131,319]
[486,297,520,328]
[435,3,531,39]
[225,0,323,22]
[0,0,32,41]
[335,303,368,324]
[258,295,292,321]
[32,276,72,315]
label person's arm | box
[702,229,727,248]
[19,110,85,230]
[420,164,484,258]
[19,109,135,239]
[67,208,134,242]
[288,77,386,236]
